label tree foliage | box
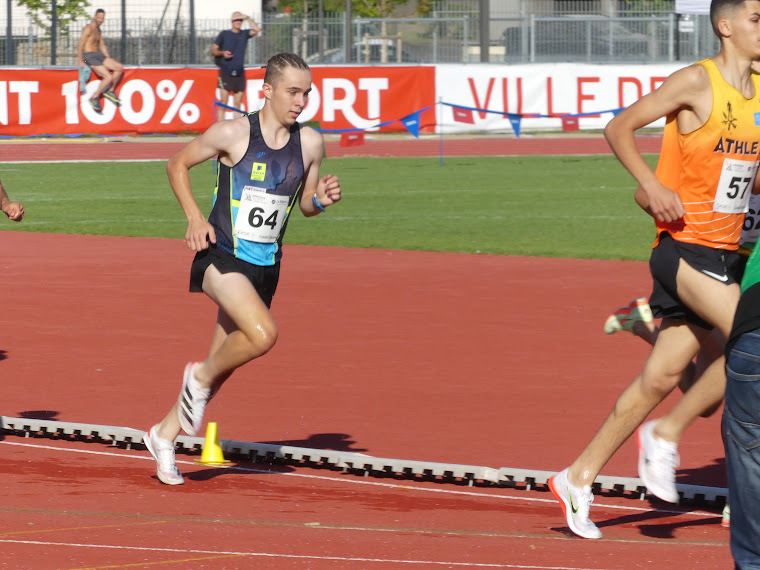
[277,0,412,16]
[17,0,92,36]
[353,0,409,17]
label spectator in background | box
[78,8,124,113]
[1,178,24,222]
[211,11,261,122]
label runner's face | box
[267,67,312,126]
[94,13,105,26]
[729,2,760,58]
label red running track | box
[0,134,663,161]
[0,133,733,568]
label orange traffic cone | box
[196,422,231,465]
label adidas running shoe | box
[177,362,210,437]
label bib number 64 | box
[235,189,290,243]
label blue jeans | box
[724,330,760,569]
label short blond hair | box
[263,53,311,87]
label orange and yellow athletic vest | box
[654,58,760,250]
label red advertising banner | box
[0,66,436,137]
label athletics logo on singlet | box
[251,162,266,181]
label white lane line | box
[0,538,615,569]
[0,440,719,519]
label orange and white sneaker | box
[548,468,602,539]
[722,504,730,528]
[604,297,653,335]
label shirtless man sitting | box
[78,8,123,113]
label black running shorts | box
[649,232,744,329]
[218,70,246,93]
[189,245,279,308]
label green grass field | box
[0,154,660,261]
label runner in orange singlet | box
[548,0,760,541]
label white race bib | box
[234,187,290,243]
[742,192,760,246]
[714,158,758,214]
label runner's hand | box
[185,217,216,251]
[2,201,24,221]
[640,182,684,223]
[315,174,341,207]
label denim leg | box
[724,330,760,570]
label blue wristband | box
[312,193,326,212]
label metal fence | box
[1,1,719,67]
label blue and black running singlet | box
[208,112,305,266]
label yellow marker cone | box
[197,422,231,465]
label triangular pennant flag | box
[452,106,474,124]
[401,111,421,138]
[506,113,522,138]
[340,131,365,147]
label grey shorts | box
[649,232,744,329]
[83,52,106,67]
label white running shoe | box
[548,468,602,539]
[177,362,210,437]
[638,421,680,503]
[604,297,654,335]
[722,503,730,528]
[144,426,184,485]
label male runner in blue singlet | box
[143,53,342,485]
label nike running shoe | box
[103,90,121,106]
[144,425,184,485]
[603,297,653,335]
[89,97,102,113]
[177,362,210,437]
[638,421,680,503]
[722,503,730,528]
[548,468,602,539]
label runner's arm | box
[298,127,341,217]
[605,65,708,223]
[167,120,246,250]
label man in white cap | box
[211,11,261,121]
